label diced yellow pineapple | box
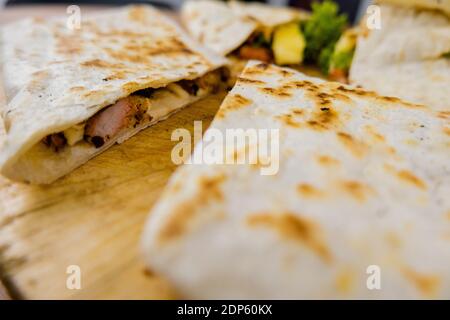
[272,22,305,66]
[334,29,357,53]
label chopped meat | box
[238,45,272,63]
[328,69,349,84]
[196,69,222,93]
[43,133,67,152]
[178,80,200,96]
[179,68,224,95]
[43,69,226,151]
[84,97,141,148]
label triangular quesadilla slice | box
[142,61,450,299]
[0,5,227,184]
[350,2,450,111]
[181,0,309,77]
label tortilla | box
[142,61,450,299]
[0,5,226,184]
[350,4,450,111]
[181,0,308,56]
[377,0,450,16]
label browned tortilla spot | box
[385,232,402,249]
[55,34,83,55]
[216,94,253,118]
[259,87,292,98]
[82,90,106,98]
[81,59,126,69]
[121,82,142,93]
[365,125,385,143]
[402,267,440,298]
[297,184,323,198]
[335,269,354,294]
[247,213,332,263]
[437,111,450,120]
[317,155,340,166]
[103,71,129,81]
[276,114,301,128]
[341,180,372,202]
[255,62,269,70]
[381,96,402,103]
[443,127,450,136]
[305,120,326,131]
[102,37,194,64]
[157,174,227,244]
[329,91,353,104]
[445,211,450,220]
[70,86,85,92]
[397,170,426,190]
[336,132,367,158]
[242,63,270,76]
[279,69,294,77]
[336,85,373,97]
[377,96,425,109]
[309,107,340,131]
[128,5,147,23]
[291,80,320,91]
[335,85,425,109]
[94,29,158,38]
[237,77,266,85]
[290,108,304,116]
[198,174,227,201]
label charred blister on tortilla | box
[42,68,228,151]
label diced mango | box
[334,29,357,53]
[272,22,305,66]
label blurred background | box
[1,0,373,24]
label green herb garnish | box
[302,0,348,73]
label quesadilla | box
[378,0,450,16]
[142,61,450,299]
[181,0,310,73]
[350,2,450,111]
[0,5,227,184]
[182,0,308,56]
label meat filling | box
[43,133,67,152]
[235,31,273,63]
[84,97,149,148]
[43,68,226,151]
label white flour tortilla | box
[181,0,309,56]
[377,0,450,16]
[0,5,226,184]
[350,4,450,111]
[142,61,450,299]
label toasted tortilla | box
[0,5,226,184]
[142,61,450,299]
[181,0,309,56]
[377,0,450,16]
[350,4,450,111]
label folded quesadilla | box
[378,0,450,16]
[142,61,450,299]
[350,2,450,111]
[0,5,227,184]
[182,0,308,56]
[181,0,310,73]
